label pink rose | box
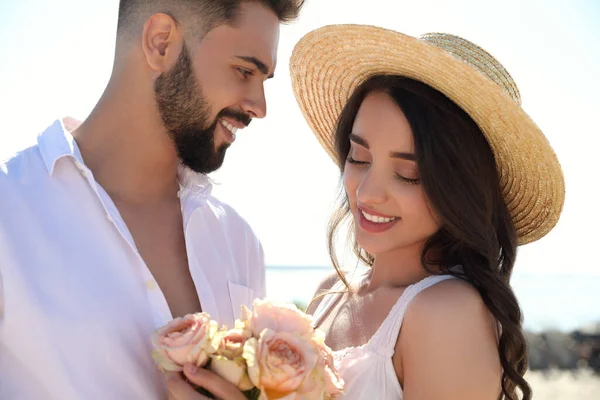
[151,313,218,372]
[284,331,344,400]
[209,328,254,390]
[243,329,319,398]
[313,333,344,398]
[245,300,314,338]
[212,327,252,359]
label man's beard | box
[154,44,250,174]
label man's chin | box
[174,136,228,174]
[183,155,226,174]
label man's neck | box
[72,79,181,205]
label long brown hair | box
[327,75,531,400]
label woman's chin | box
[355,237,388,256]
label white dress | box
[312,274,455,399]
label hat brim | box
[289,24,565,245]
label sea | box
[265,266,600,333]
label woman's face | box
[343,91,441,257]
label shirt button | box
[145,280,158,290]
[106,214,114,223]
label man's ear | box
[141,13,183,74]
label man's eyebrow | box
[234,56,274,79]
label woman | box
[289,26,565,400]
[166,26,564,400]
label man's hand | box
[166,364,248,400]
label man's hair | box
[117,0,304,38]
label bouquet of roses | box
[151,299,344,400]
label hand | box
[166,364,248,400]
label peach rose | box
[243,329,319,398]
[209,328,254,390]
[292,368,334,400]
[284,331,344,400]
[244,299,314,338]
[151,313,218,372]
[312,332,344,398]
[212,327,252,359]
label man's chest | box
[1,175,259,330]
[114,201,202,318]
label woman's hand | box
[166,364,248,400]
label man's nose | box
[240,85,267,119]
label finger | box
[165,373,183,400]
[166,370,212,400]
[183,364,247,400]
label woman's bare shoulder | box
[305,272,341,315]
[396,278,502,399]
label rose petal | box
[211,356,243,385]
[151,349,183,372]
[243,337,261,388]
[250,300,314,337]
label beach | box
[527,370,600,399]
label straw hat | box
[289,25,564,245]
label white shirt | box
[0,118,266,400]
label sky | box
[0,0,599,277]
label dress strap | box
[369,275,456,350]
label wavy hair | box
[327,75,531,400]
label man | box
[0,1,303,399]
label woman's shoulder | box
[305,272,342,315]
[404,277,493,331]
[412,276,484,311]
[396,277,502,398]
[403,277,497,344]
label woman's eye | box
[394,173,421,185]
[346,156,369,165]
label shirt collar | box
[38,118,85,175]
[178,165,213,197]
[37,117,213,196]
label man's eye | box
[237,67,253,78]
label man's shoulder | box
[204,195,258,237]
[1,118,74,185]
[205,194,242,217]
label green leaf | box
[242,387,261,400]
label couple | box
[0,1,564,399]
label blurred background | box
[1,0,599,397]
